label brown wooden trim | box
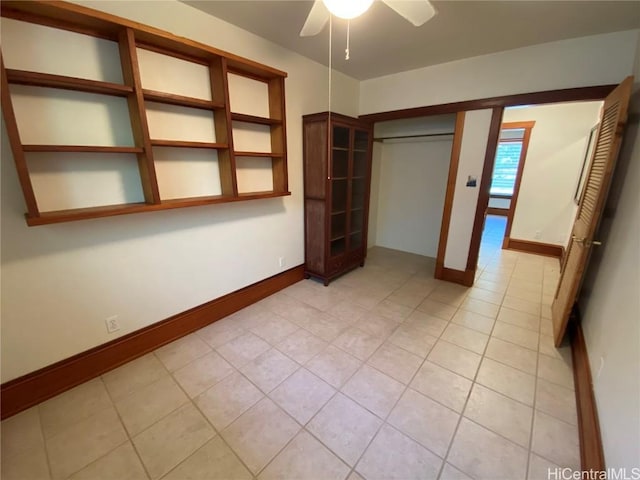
[466,108,504,273]
[486,207,508,216]
[570,318,605,472]
[502,121,535,244]
[150,140,229,149]
[6,68,133,96]
[0,55,39,218]
[118,27,160,204]
[490,193,512,200]
[359,85,616,123]
[501,121,536,130]
[503,237,564,258]
[25,191,291,226]
[142,89,224,111]
[1,1,288,79]
[231,112,282,126]
[437,267,475,287]
[435,112,465,280]
[22,145,144,154]
[0,265,305,419]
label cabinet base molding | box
[435,264,475,287]
[0,265,304,419]
[503,237,564,259]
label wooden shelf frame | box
[0,0,289,225]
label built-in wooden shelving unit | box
[0,0,289,226]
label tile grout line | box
[98,375,153,480]
[35,404,56,480]
[436,240,520,479]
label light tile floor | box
[2,220,579,480]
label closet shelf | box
[150,140,229,149]
[22,145,144,153]
[143,89,224,111]
[231,112,282,125]
[6,69,133,96]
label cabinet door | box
[348,128,369,251]
[329,124,350,258]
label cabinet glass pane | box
[331,212,346,241]
[333,125,349,149]
[351,177,366,210]
[353,151,367,178]
[331,238,346,257]
[332,149,348,178]
[350,231,363,250]
[332,178,348,213]
[354,129,368,151]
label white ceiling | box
[183,0,640,80]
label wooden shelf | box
[234,151,282,158]
[22,145,143,153]
[26,190,291,225]
[150,140,229,149]
[1,1,289,225]
[6,69,133,96]
[143,89,224,111]
[331,210,346,215]
[231,112,281,125]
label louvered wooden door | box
[552,76,634,346]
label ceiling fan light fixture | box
[322,0,374,19]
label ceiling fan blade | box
[300,0,330,37]
[381,0,437,27]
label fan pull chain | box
[345,19,350,60]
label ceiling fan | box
[300,0,437,37]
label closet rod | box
[373,132,455,142]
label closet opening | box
[367,114,457,268]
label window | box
[490,127,526,196]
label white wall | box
[0,1,359,382]
[579,34,640,470]
[444,110,493,271]
[373,138,452,257]
[360,30,639,115]
[504,102,602,246]
[369,115,454,257]
[367,142,383,249]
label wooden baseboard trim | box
[435,264,474,287]
[570,318,605,471]
[504,237,563,259]
[486,207,508,216]
[0,265,305,419]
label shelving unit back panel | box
[153,147,222,200]
[235,156,274,193]
[227,73,270,118]
[232,122,272,153]
[1,18,123,84]
[10,85,135,146]
[145,102,217,143]
[137,48,212,100]
[26,152,144,211]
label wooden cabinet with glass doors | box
[303,112,373,285]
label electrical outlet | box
[534,230,541,240]
[278,257,286,268]
[105,315,120,334]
